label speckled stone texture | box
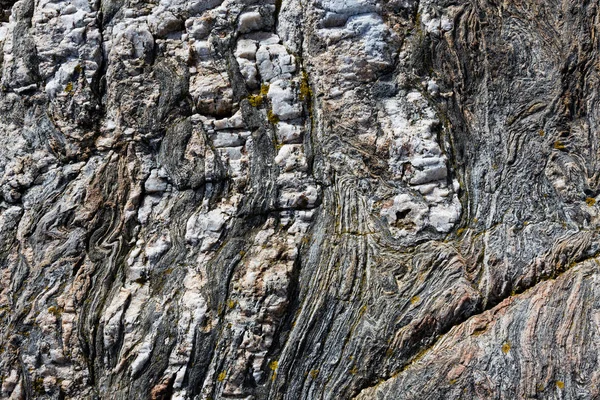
[1,0,600,399]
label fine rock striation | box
[1,0,600,399]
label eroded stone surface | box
[1,0,600,399]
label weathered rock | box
[1,0,600,399]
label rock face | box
[0,0,599,398]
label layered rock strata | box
[1,0,599,399]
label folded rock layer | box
[0,0,599,399]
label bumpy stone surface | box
[0,0,599,398]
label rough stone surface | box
[1,0,599,399]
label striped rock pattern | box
[0,0,599,399]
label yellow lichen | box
[217,371,226,382]
[269,360,278,371]
[586,197,596,206]
[415,12,422,29]
[247,94,263,107]
[260,83,270,96]
[449,379,457,385]
[48,306,62,317]
[556,380,564,389]
[553,140,566,150]
[267,109,280,124]
[227,299,236,309]
[349,366,358,375]
[32,377,45,394]
[501,342,511,354]
[539,129,545,137]
[64,82,74,93]
[299,71,312,101]
[358,305,367,316]
[310,369,319,379]
[410,296,420,305]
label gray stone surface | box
[0,0,599,399]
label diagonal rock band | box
[0,0,599,399]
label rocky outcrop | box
[1,0,599,399]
